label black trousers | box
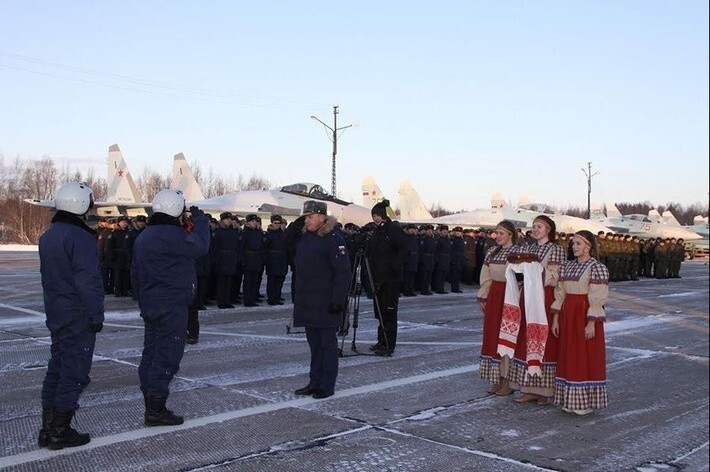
[373,279,400,351]
[267,275,286,304]
[216,275,233,306]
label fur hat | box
[246,214,259,223]
[302,200,327,216]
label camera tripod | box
[338,250,390,357]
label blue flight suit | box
[132,213,210,397]
[39,211,104,410]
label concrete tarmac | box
[0,250,708,471]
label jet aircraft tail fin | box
[397,180,433,220]
[647,208,663,223]
[491,192,507,209]
[590,204,606,219]
[171,153,205,202]
[607,204,622,218]
[106,144,142,204]
[661,210,681,227]
[361,175,387,210]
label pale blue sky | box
[1,1,708,211]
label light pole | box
[311,106,354,196]
[581,161,598,219]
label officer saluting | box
[38,182,104,450]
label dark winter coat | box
[39,211,104,332]
[240,227,265,272]
[293,216,351,328]
[131,213,210,311]
[450,236,466,271]
[418,234,436,271]
[107,226,130,269]
[264,226,289,277]
[403,233,419,272]
[434,236,451,270]
[366,218,407,284]
[212,226,239,276]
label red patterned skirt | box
[479,280,506,383]
[554,293,609,410]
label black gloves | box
[189,206,205,219]
[90,322,103,333]
[329,303,344,314]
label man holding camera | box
[367,200,407,356]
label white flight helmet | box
[55,182,94,215]
[152,189,186,217]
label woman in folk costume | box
[476,220,520,395]
[508,215,566,406]
[550,230,610,416]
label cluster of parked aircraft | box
[24,144,707,243]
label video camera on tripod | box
[337,243,388,358]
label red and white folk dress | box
[551,258,610,411]
[476,244,520,386]
[508,241,566,392]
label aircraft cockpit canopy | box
[280,182,352,206]
[627,214,652,222]
[281,182,331,199]
[519,203,556,215]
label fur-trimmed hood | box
[302,215,338,237]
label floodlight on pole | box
[310,106,354,196]
[581,161,599,219]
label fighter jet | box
[167,157,372,224]
[593,205,703,240]
[186,182,372,225]
[396,179,613,234]
[24,144,149,217]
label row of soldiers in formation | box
[589,232,685,281]
[94,214,686,308]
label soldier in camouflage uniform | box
[654,238,669,279]
[669,237,684,278]
[642,237,655,277]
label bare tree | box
[245,174,270,191]
[137,168,170,202]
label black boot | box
[48,408,90,450]
[37,407,53,448]
[145,395,184,426]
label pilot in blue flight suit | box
[132,190,210,426]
